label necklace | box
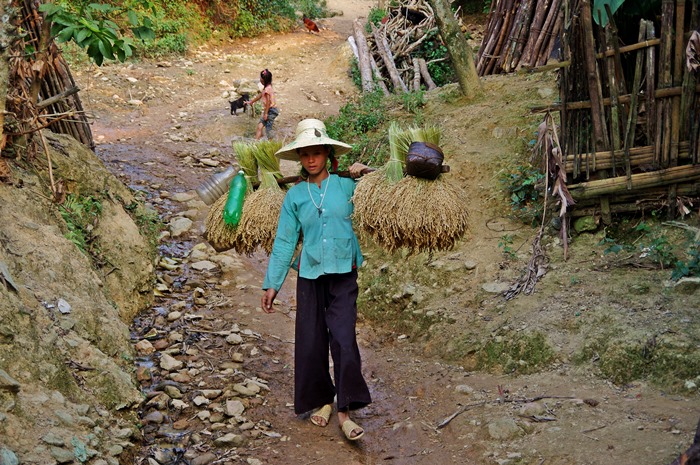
[307,172,331,217]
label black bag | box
[405,142,445,180]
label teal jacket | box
[262,174,364,291]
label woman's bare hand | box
[349,162,369,178]
[261,288,278,313]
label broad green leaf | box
[132,26,155,41]
[88,3,114,13]
[57,26,76,42]
[101,26,119,40]
[87,41,102,64]
[127,10,138,26]
[79,18,101,33]
[592,0,626,27]
[38,3,61,16]
[75,28,92,44]
[97,38,114,61]
[51,15,77,27]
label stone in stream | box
[163,385,182,399]
[213,433,246,447]
[135,339,155,354]
[159,353,183,371]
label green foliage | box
[59,194,103,254]
[365,7,387,33]
[40,0,156,65]
[326,90,386,143]
[414,29,456,87]
[498,234,517,260]
[124,200,162,253]
[477,332,555,374]
[599,221,678,270]
[575,331,700,392]
[232,10,257,37]
[48,0,328,59]
[499,164,544,225]
[672,240,700,281]
[397,90,425,114]
[226,0,298,38]
[325,90,389,169]
[350,58,362,89]
[293,0,329,19]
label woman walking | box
[261,118,371,441]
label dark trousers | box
[294,270,372,415]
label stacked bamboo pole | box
[353,0,439,94]
[7,0,94,151]
[476,0,563,75]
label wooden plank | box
[565,142,691,173]
[568,164,700,200]
[530,83,700,112]
[622,20,647,184]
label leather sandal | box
[310,404,332,427]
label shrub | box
[499,164,544,225]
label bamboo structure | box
[6,0,94,151]
[476,0,563,75]
[515,0,700,220]
[478,0,698,220]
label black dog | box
[229,93,250,115]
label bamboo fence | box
[476,0,699,218]
[562,0,699,218]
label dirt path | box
[73,2,700,464]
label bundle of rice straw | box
[353,125,469,254]
[204,142,259,252]
[232,140,285,255]
[233,141,258,192]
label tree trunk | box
[371,23,408,93]
[418,58,437,90]
[428,0,481,98]
[352,19,374,93]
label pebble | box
[213,433,246,447]
[201,389,222,399]
[226,333,243,344]
[160,353,184,371]
[143,411,165,424]
[455,384,474,394]
[50,446,74,463]
[0,448,19,465]
[191,452,217,465]
[135,340,155,354]
[226,400,245,417]
[42,432,65,446]
[171,399,189,409]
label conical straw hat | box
[275,119,352,161]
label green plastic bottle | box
[223,170,247,226]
